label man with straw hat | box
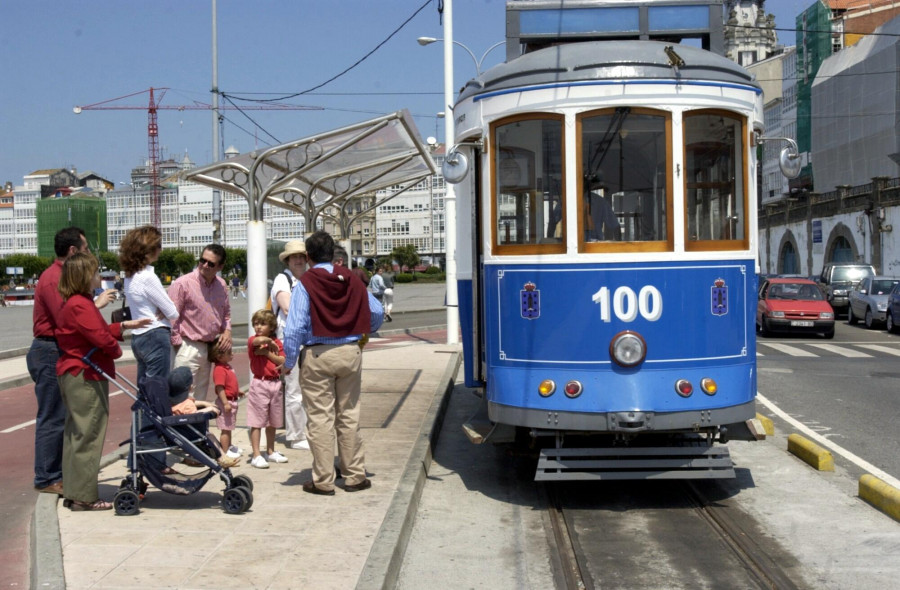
[271,240,310,450]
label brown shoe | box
[344,478,372,492]
[35,481,64,496]
[302,481,335,496]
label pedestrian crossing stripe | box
[757,342,900,358]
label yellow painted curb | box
[859,474,900,523]
[755,413,775,436]
[787,433,834,471]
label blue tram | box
[443,1,795,480]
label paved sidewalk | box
[39,342,460,589]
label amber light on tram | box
[701,378,718,395]
[538,380,556,397]
[675,379,693,397]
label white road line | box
[805,343,873,358]
[758,343,819,357]
[855,344,900,357]
[2,388,126,434]
[757,392,900,489]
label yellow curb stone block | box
[755,413,775,436]
[859,474,900,523]
[787,433,834,471]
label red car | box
[757,278,835,338]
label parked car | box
[885,282,900,334]
[848,276,900,329]
[757,278,835,338]
[817,263,876,316]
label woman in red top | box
[56,253,151,511]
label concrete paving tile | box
[93,564,193,589]
[63,542,140,566]
[266,568,359,590]
[185,557,287,590]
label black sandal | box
[68,499,113,511]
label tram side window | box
[684,112,747,248]
[578,108,671,251]
[492,116,565,253]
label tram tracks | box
[543,480,804,590]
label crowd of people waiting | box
[28,226,384,510]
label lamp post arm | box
[451,40,479,74]
[477,41,506,73]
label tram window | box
[684,111,748,249]
[578,108,672,252]
[491,115,565,254]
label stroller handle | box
[81,347,140,398]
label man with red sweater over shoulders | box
[282,231,383,495]
[27,227,115,495]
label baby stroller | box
[82,349,253,515]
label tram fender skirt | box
[859,474,900,523]
[787,433,834,471]
[755,413,775,436]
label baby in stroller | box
[113,365,253,515]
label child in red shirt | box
[247,309,286,469]
[209,337,243,459]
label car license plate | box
[790,320,814,327]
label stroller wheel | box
[232,475,254,492]
[222,487,252,514]
[114,489,140,516]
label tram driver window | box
[492,116,565,253]
[578,108,671,251]
[684,111,747,249]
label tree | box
[0,253,52,281]
[97,250,120,272]
[391,244,420,274]
[223,247,246,280]
[156,248,195,281]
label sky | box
[1,0,810,189]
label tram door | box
[471,148,487,384]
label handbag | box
[111,297,132,324]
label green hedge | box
[395,273,415,283]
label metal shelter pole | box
[444,0,459,345]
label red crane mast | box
[74,87,321,229]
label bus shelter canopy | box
[184,109,437,226]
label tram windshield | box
[579,108,670,250]
[492,115,565,254]
[684,111,747,248]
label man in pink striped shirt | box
[169,244,232,401]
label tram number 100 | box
[591,286,663,323]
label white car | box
[848,276,900,328]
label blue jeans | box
[132,327,172,385]
[26,339,65,488]
[131,328,171,469]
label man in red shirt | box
[27,227,115,495]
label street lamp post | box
[419,23,505,345]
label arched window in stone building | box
[829,236,853,263]
[779,241,798,275]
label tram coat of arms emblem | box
[711,278,728,316]
[520,282,540,319]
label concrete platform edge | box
[355,351,462,590]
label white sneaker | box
[266,451,288,463]
[288,440,310,450]
[228,445,244,455]
[226,449,241,459]
[250,455,269,469]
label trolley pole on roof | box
[443,0,460,345]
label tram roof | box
[184,109,436,219]
[456,40,759,103]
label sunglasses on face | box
[198,258,219,268]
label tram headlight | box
[609,331,646,367]
[700,378,718,395]
[538,380,556,397]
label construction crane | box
[73,87,321,228]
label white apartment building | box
[375,147,446,265]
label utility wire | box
[226,0,432,104]
[221,94,281,144]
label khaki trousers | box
[58,373,109,503]
[173,339,213,401]
[300,343,365,491]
